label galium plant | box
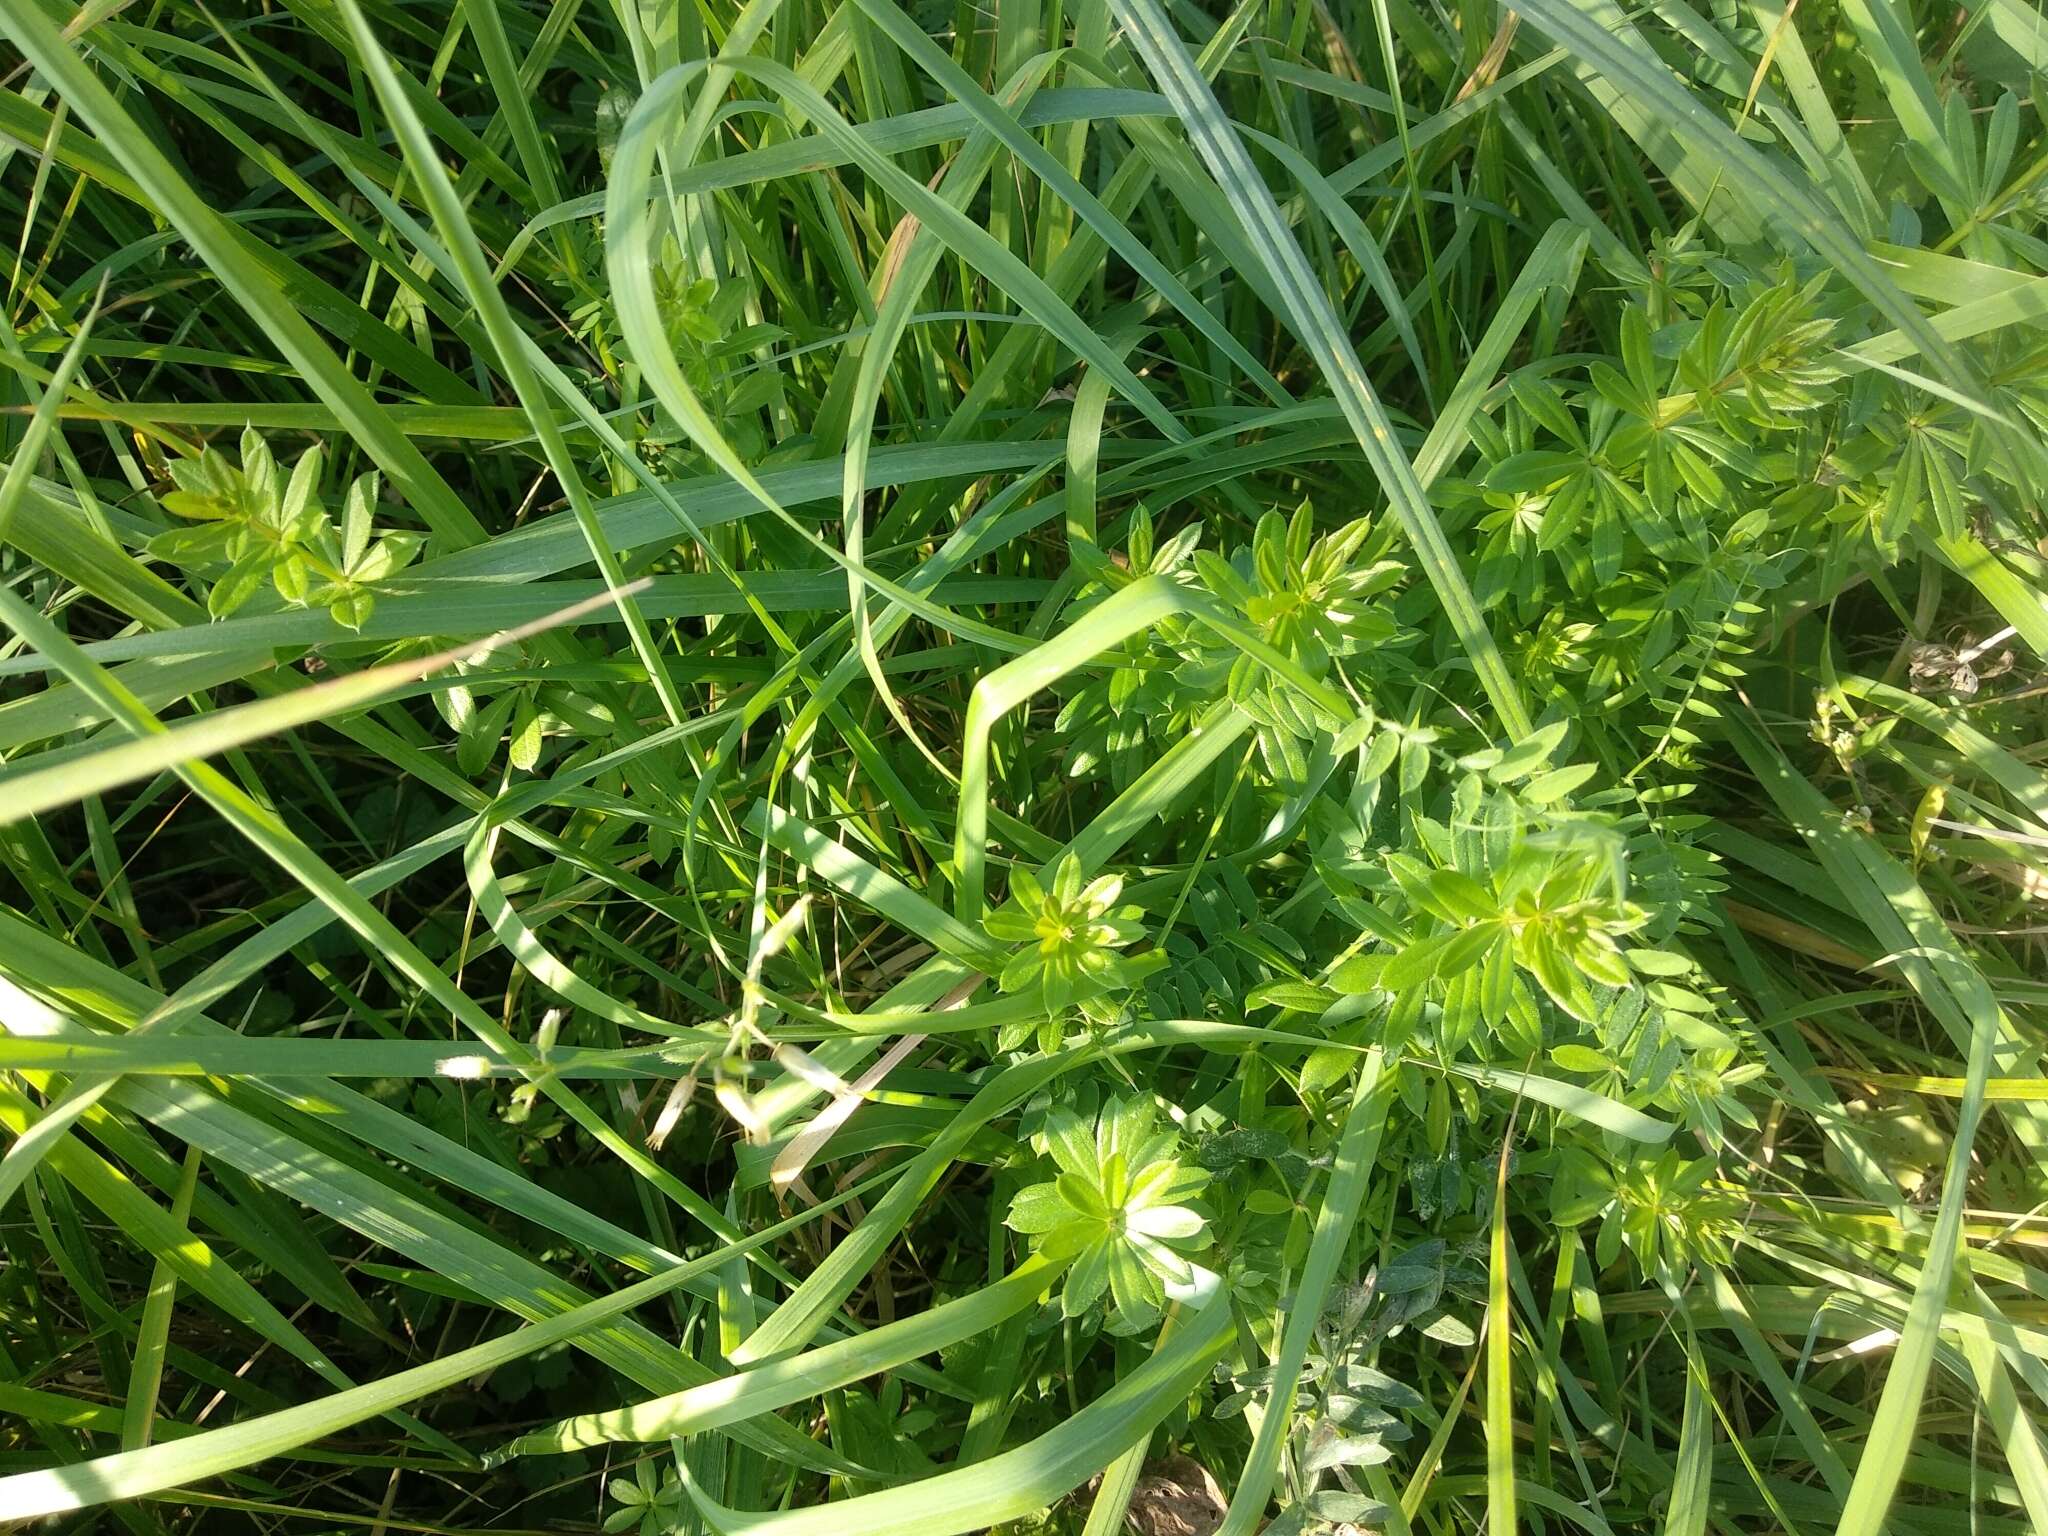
[985,853,1147,1020]
[1008,1094,1212,1334]
[152,429,421,628]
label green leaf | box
[1522,763,1598,804]
[1549,1044,1610,1074]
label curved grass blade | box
[954,574,1359,922]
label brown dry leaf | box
[1907,628,2020,698]
[1125,1454,1227,1536]
[1908,641,1982,697]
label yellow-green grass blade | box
[119,1145,200,1451]
[1486,1113,1517,1536]
[0,1031,709,1080]
[0,277,98,546]
[954,574,1360,922]
[494,1250,1066,1459]
[0,584,645,823]
[1661,1333,1711,1536]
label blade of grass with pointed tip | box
[0,280,99,547]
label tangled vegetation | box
[1,0,2047,1532]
